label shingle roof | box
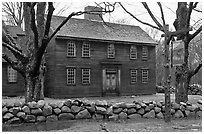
[51,15,157,45]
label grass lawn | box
[2,93,202,104]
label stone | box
[149,104,154,110]
[184,110,190,117]
[28,101,39,109]
[106,106,113,116]
[2,102,6,108]
[96,106,107,114]
[156,102,163,107]
[93,113,104,120]
[37,100,45,108]
[49,103,58,109]
[42,104,53,116]
[85,105,95,113]
[128,113,141,119]
[12,107,21,115]
[22,105,30,114]
[143,110,155,118]
[126,103,136,109]
[145,106,151,112]
[171,109,176,115]
[180,102,187,106]
[118,112,127,119]
[156,112,164,119]
[64,99,72,107]
[196,111,202,118]
[6,103,14,108]
[180,105,185,111]
[16,112,26,119]
[72,99,82,106]
[122,108,128,113]
[37,116,46,122]
[154,107,161,113]
[137,108,145,115]
[2,107,8,115]
[75,109,91,119]
[46,115,58,122]
[53,108,61,115]
[95,100,108,107]
[174,110,184,118]
[9,108,14,113]
[31,108,43,115]
[8,117,21,124]
[140,102,147,108]
[25,115,36,122]
[71,105,81,114]
[14,102,22,107]
[135,104,142,109]
[58,113,75,120]
[197,100,202,105]
[113,108,123,114]
[186,104,198,111]
[115,102,126,108]
[3,113,14,121]
[57,101,65,108]
[172,103,180,110]
[109,114,119,121]
[127,108,137,115]
[61,106,71,113]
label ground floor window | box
[130,69,137,84]
[67,68,76,85]
[7,66,17,83]
[142,69,149,83]
[82,68,90,85]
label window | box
[82,42,90,57]
[142,46,148,60]
[130,45,137,59]
[130,69,137,84]
[107,44,115,58]
[82,68,90,85]
[7,66,17,83]
[67,41,76,57]
[67,68,76,85]
[142,69,149,83]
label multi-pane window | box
[67,68,76,85]
[130,45,137,59]
[142,46,148,60]
[67,41,76,57]
[82,42,90,57]
[130,69,137,84]
[142,69,149,83]
[107,44,115,58]
[7,66,17,83]
[82,68,90,85]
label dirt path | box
[3,118,201,132]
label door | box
[105,73,117,94]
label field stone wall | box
[2,99,202,124]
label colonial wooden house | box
[2,6,157,98]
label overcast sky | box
[52,1,202,39]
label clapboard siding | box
[45,38,156,98]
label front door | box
[106,73,117,93]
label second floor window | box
[67,41,76,57]
[107,44,115,58]
[67,68,76,85]
[130,69,137,84]
[82,42,90,57]
[130,45,137,59]
[142,46,148,60]
[7,66,17,83]
[142,69,149,83]
[82,68,90,85]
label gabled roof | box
[51,15,157,45]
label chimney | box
[84,6,103,21]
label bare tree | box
[2,2,23,27]
[2,2,116,103]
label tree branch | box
[30,3,38,48]
[157,2,166,26]
[188,63,202,78]
[119,2,162,32]
[186,2,194,28]
[142,2,164,30]
[189,26,202,41]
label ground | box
[2,93,202,132]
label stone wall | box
[2,99,202,124]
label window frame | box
[66,67,76,85]
[130,69,138,84]
[130,45,137,60]
[7,65,17,83]
[142,69,149,83]
[82,68,91,85]
[142,46,148,60]
[67,41,76,57]
[82,42,90,58]
[107,44,115,59]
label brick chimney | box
[84,6,103,21]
